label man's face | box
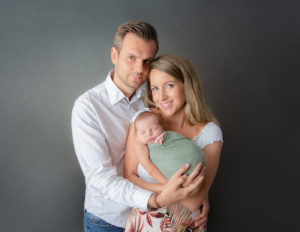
[111,33,157,97]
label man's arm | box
[150,163,205,208]
[193,195,209,229]
[71,99,152,209]
[124,122,205,209]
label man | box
[72,21,207,231]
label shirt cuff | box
[133,188,153,210]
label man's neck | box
[110,70,136,100]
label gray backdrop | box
[1,0,299,231]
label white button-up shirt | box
[71,72,152,227]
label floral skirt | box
[125,203,206,232]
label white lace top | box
[137,122,223,183]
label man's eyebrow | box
[143,57,154,62]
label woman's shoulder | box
[149,108,165,122]
[149,107,160,115]
[193,122,223,149]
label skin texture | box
[111,32,207,217]
[135,114,164,144]
[124,68,222,228]
[111,33,157,99]
[150,69,186,118]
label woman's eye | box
[151,87,158,91]
[167,83,174,88]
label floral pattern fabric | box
[125,203,206,232]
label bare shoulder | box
[149,107,160,114]
[149,108,163,120]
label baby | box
[134,111,205,179]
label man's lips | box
[133,75,143,81]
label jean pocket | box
[87,215,113,228]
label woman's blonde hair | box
[145,54,218,125]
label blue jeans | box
[84,210,124,232]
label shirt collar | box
[104,70,145,105]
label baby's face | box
[136,116,164,144]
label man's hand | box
[193,196,209,229]
[155,163,206,207]
[182,162,205,188]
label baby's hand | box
[154,132,165,144]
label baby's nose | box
[146,130,152,136]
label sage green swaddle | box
[147,131,205,179]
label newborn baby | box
[134,111,205,179]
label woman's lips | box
[160,101,173,109]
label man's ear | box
[111,46,118,65]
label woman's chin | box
[159,109,175,117]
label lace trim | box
[192,122,223,149]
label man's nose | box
[135,60,144,74]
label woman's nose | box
[159,89,167,100]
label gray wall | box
[1,0,299,231]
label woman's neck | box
[160,110,187,131]
[156,108,202,139]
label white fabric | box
[193,122,223,149]
[137,122,223,183]
[71,72,152,228]
[130,107,150,123]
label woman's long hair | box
[145,54,218,125]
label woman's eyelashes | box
[151,83,175,92]
[166,83,174,88]
[151,86,158,92]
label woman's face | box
[149,69,186,117]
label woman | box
[124,54,223,231]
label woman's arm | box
[133,134,168,185]
[123,123,166,192]
[180,141,223,211]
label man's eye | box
[144,59,151,65]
